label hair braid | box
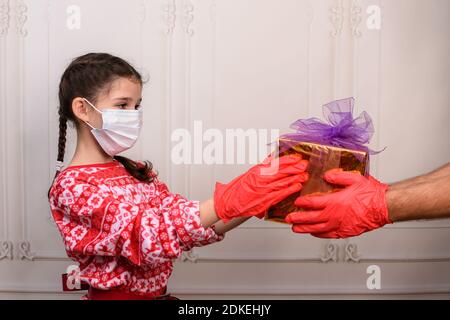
[47,53,154,200]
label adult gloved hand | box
[214,154,309,222]
[286,168,392,238]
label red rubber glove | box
[286,168,392,238]
[214,154,309,222]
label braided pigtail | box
[48,111,68,198]
[47,53,155,200]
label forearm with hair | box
[387,174,450,222]
[388,163,450,190]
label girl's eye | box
[117,103,128,109]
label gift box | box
[266,97,381,224]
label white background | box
[0,0,449,299]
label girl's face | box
[77,77,143,130]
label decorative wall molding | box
[321,242,339,262]
[0,241,13,260]
[15,0,27,37]
[180,255,450,264]
[344,243,361,263]
[305,0,313,116]
[1,283,450,296]
[183,0,193,199]
[138,1,146,25]
[183,0,194,36]
[164,0,176,191]
[18,238,450,264]
[180,249,199,262]
[16,0,28,255]
[181,242,367,264]
[350,0,363,38]
[0,0,8,244]
[18,241,34,261]
[330,0,363,38]
[8,251,450,264]
[208,0,217,191]
[305,0,314,25]
[28,251,70,262]
[330,0,344,38]
[0,0,10,36]
[170,283,450,295]
[168,284,450,296]
[209,0,216,25]
[164,0,176,35]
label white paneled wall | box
[0,0,449,299]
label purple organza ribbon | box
[280,97,383,155]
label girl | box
[48,53,309,300]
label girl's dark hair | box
[48,53,154,199]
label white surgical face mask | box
[82,98,143,156]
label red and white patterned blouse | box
[48,159,224,296]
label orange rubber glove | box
[214,154,309,222]
[286,168,392,238]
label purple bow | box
[280,97,383,155]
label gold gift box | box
[265,138,368,224]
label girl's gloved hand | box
[214,154,309,222]
[286,168,392,238]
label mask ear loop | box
[84,120,96,130]
[83,98,103,114]
[82,98,101,130]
